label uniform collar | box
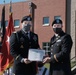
[54,31,65,38]
[22,29,30,34]
[55,34,58,37]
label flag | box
[0,2,14,74]
[1,5,5,41]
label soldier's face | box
[53,24,63,34]
[22,21,32,31]
[22,21,32,26]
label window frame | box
[42,42,50,55]
[5,20,8,27]
[14,19,20,28]
[0,21,1,29]
[43,17,50,26]
[54,16,61,20]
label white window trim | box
[14,19,20,28]
[42,23,50,26]
[43,45,49,48]
[43,42,50,55]
[14,26,20,28]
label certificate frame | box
[28,49,45,61]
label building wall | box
[0,0,66,48]
[71,0,76,58]
[0,1,31,31]
[33,0,66,48]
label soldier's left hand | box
[42,57,51,63]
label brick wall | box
[0,0,66,48]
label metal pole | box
[4,0,5,3]
[29,2,32,16]
[28,2,34,32]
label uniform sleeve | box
[55,35,73,62]
[10,33,23,62]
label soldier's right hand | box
[23,58,32,64]
[43,57,51,63]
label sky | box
[0,0,30,4]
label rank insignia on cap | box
[21,16,32,23]
[56,19,59,23]
[52,19,62,26]
[27,17,31,21]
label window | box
[0,20,8,28]
[43,17,49,26]
[42,42,50,55]
[14,19,20,27]
[0,21,1,28]
[54,16,61,20]
[5,20,8,27]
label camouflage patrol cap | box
[52,19,62,26]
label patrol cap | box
[21,15,32,23]
[52,19,62,26]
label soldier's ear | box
[61,24,63,28]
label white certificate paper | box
[28,49,45,61]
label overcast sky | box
[0,0,30,4]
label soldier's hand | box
[43,57,51,63]
[23,58,32,64]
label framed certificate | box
[28,49,45,61]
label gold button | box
[51,45,53,47]
[51,49,53,51]
[58,36,60,38]
[56,38,58,40]
[51,53,53,54]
